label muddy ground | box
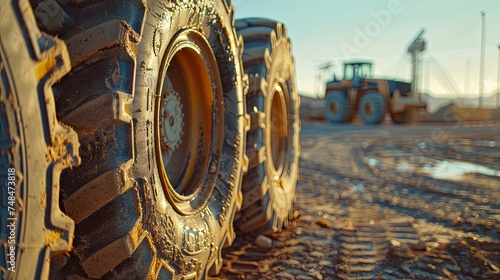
[217,121,500,279]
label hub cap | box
[268,83,290,177]
[364,102,373,117]
[160,90,184,153]
[329,101,338,115]
[154,30,224,214]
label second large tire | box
[324,91,350,123]
[359,92,387,125]
[235,18,300,234]
[34,0,248,278]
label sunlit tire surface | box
[0,0,79,278]
[236,18,301,235]
[33,0,247,278]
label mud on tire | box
[0,0,79,279]
[235,18,300,235]
[32,0,248,278]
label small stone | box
[316,219,333,228]
[255,235,273,249]
[390,239,401,247]
[293,210,300,219]
[401,263,411,274]
[313,231,327,239]
[410,240,427,251]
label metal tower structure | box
[407,29,426,98]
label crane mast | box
[407,29,426,99]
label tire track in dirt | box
[361,137,500,240]
[216,125,500,279]
[337,204,387,280]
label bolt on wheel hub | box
[154,29,225,214]
[160,90,184,152]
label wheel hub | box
[160,90,184,152]
[329,101,338,114]
[364,102,373,116]
[268,84,290,176]
[154,29,224,214]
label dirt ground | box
[217,122,500,279]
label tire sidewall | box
[263,35,299,230]
[131,0,245,276]
[360,92,386,124]
[324,91,348,123]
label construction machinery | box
[324,29,427,125]
[323,61,426,124]
[0,0,300,279]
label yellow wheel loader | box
[324,61,426,124]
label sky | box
[233,0,500,98]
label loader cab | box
[343,62,373,88]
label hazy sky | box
[233,0,500,98]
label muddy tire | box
[359,92,386,125]
[235,18,300,234]
[33,0,248,278]
[0,0,79,279]
[324,91,350,123]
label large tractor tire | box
[359,92,387,125]
[0,0,79,279]
[324,91,350,123]
[235,18,300,235]
[33,0,248,278]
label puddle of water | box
[421,160,500,181]
[395,160,415,173]
[367,156,500,182]
[473,140,500,148]
[367,157,379,167]
[353,184,365,192]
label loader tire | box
[235,18,300,235]
[33,0,248,278]
[359,92,386,125]
[0,1,79,279]
[324,91,350,123]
